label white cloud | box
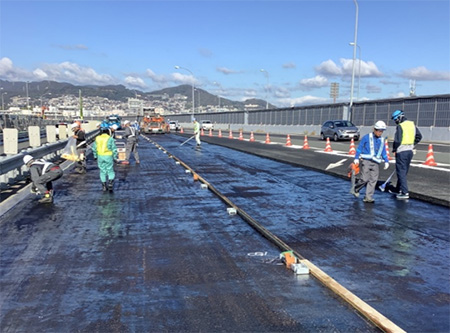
[315,58,383,78]
[0,57,32,80]
[217,67,240,75]
[125,76,147,89]
[274,87,291,98]
[299,75,328,89]
[400,66,450,81]
[315,60,342,76]
[33,68,48,79]
[278,95,328,107]
[145,69,169,84]
[171,72,199,86]
[36,62,116,85]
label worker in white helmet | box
[351,120,390,203]
[23,154,63,203]
[122,120,140,165]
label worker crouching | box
[352,121,390,203]
[92,127,118,192]
[23,155,63,203]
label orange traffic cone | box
[324,137,333,152]
[209,128,213,137]
[249,131,255,142]
[201,128,204,136]
[348,138,356,155]
[218,129,222,138]
[265,133,271,144]
[180,127,184,133]
[228,129,233,139]
[423,144,438,166]
[285,134,292,146]
[302,135,310,149]
[385,140,393,160]
[239,130,244,140]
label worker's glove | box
[354,159,359,165]
[413,149,417,155]
[384,162,389,170]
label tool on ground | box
[379,170,396,192]
[179,135,195,146]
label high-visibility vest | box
[96,134,113,156]
[400,120,416,145]
[360,133,384,164]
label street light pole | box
[349,42,361,101]
[349,0,359,120]
[175,65,195,119]
[260,69,269,109]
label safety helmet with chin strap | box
[391,110,404,122]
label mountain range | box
[0,80,276,110]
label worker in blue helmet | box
[390,109,422,199]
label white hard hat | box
[124,120,130,125]
[374,120,387,130]
[71,123,79,129]
[23,155,34,165]
[111,124,119,130]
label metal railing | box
[0,130,98,190]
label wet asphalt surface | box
[1,135,378,333]
[1,133,449,332]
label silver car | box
[320,120,360,141]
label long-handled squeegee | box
[379,170,396,192]
[179,135,195,146]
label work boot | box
[38,193,53,204]
[108,180,114,192]
[349,188,360,198]
[102,182,108,192]
[396,192,409,200]
[363,197,375,203]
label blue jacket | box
[355,133,389,164]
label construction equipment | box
[140,113,170,134]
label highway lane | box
[1,133,448,332]
[152,133,450,332]
[0,136,379,332]
[186,130,450,206]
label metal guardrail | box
[0,130,98,190]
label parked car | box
[320,120,360,141]
[168,120,181,132]
[201,120,214,131]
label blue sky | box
[1,0,449,107]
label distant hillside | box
[148,84,275,109]
[0,80,275,109]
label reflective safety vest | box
[400,120,415,145]
[360,133,384,164]
[95,134,113,156]
[32,159,54,174]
